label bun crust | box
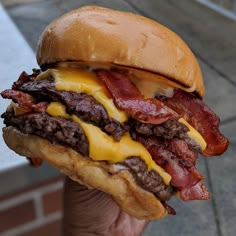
[3,127,167,220]
[37,5,204,96]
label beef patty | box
[3,111,89,156]
[19,78,198,150]
[3,110,173,201]
[122,157,173,201]
[20,78,128,141]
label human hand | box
[63,177,149,236]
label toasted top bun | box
[37,5,204,96]
[3,126,167,220]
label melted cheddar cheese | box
[42,68,206,150]
[40,68,128,122]
[40,67,207,186]
[46,102,171,185]
[179,118,207,151]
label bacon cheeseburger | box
[1,6,229,219]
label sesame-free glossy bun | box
[3,127,167,220]
[37,5,204,96]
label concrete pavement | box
[1,0,236,235]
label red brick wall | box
[0,176,64,236]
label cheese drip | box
[46,102,171,185]
[179,118,207,151]
[38,68,206,151]
[52,68,127,122]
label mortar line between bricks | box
[34,194,44,218]
[0,181,63,211]
[1,211,62,236]
[125,0,236,88]
[204,158,223,236]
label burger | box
[0,6,229,219]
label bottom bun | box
[3,126,167,219]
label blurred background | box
[0,0,235,235]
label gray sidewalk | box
[1,0,236,236]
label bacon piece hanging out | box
[160,89,229,156]
[1,89,48,113]
[168,139,197,167]
[97,70,179,124]
[12,70,41,90]
[180,182,210,201]
[137,136,210,201]
[12,71,32,90]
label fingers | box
[63,177,120,235]
[110,211,149,236]
[63,177,149,236]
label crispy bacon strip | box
[160,89,229,156]
[97,70,179,124]
[1,89,48,113]
[137,136,209,201]
[180,182,210,201]
[12,70,40,90]
[12,71,32,90]
[168,139,197,167]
